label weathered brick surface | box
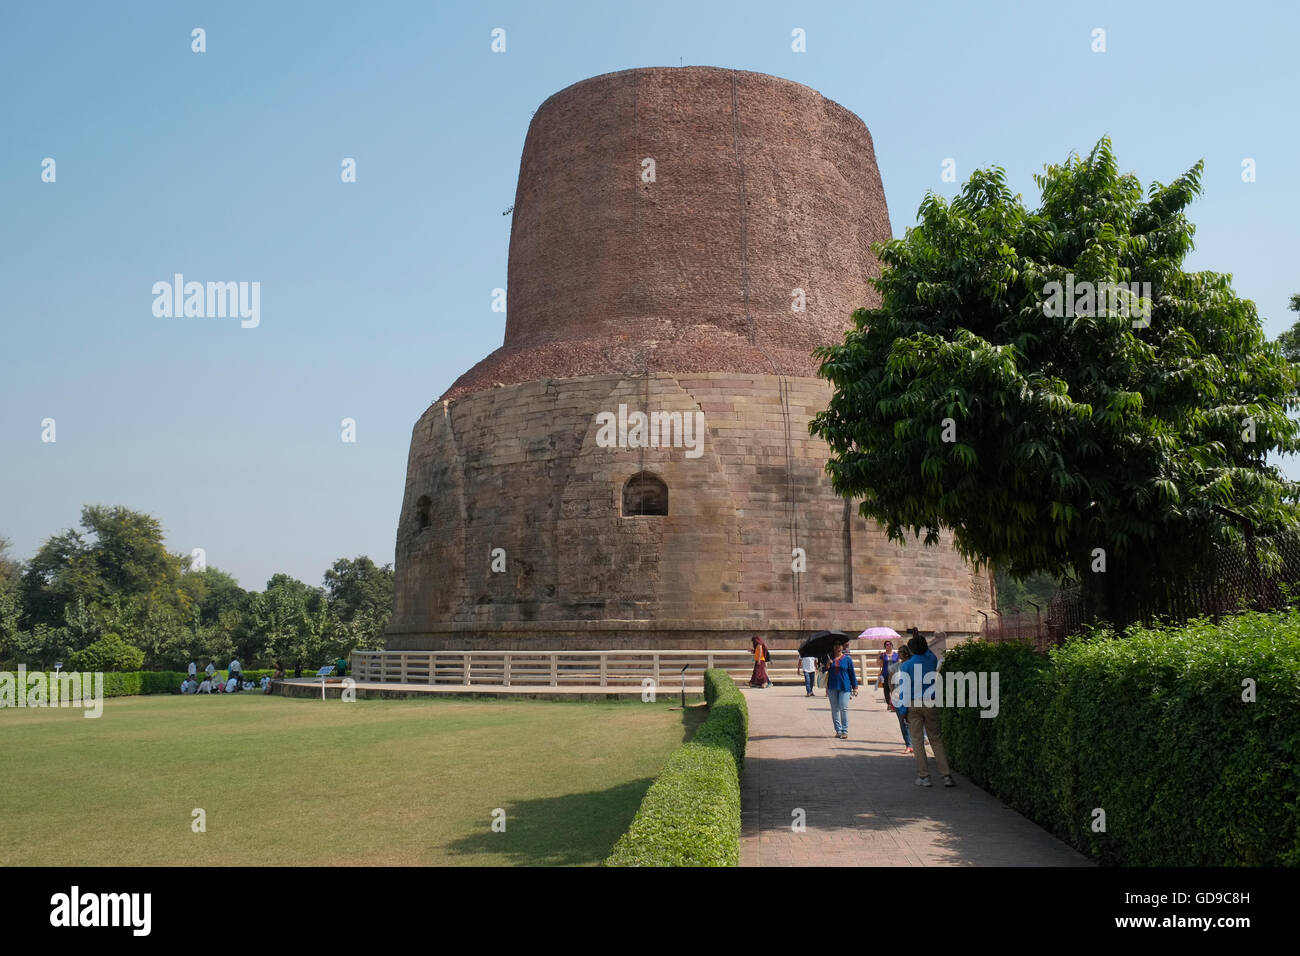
[390,68,993,651]
[390,374,992,650]
[441,66,890,401]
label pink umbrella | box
[858,626,900,640]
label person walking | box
[799,653,816,697]
[825,640,858,738]
[876,640,898,710]
[898,633,954,787]
[749,636,772,688]
[892,645,913,753]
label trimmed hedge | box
[939,611,1300,865]
[604,668,749,866]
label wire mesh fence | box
[985,529,1300,651]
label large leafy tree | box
[323,555,393,651]
[20,505,183,631]
[252,573,328,671]
[811,137,1300,624]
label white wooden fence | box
[351,649,883,688]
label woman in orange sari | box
[749,636,772,688]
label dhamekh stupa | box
[388,67,994,652]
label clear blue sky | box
[2,0,1297,591]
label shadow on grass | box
[445,702,710,866]
[445,776,657,866]
[677,702,708,742]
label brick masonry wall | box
[389,373,993,650]
[442,66,892,401]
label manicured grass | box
[0,693,705,866]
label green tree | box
[994,567,1065,613]
[67,632,145,672]
[0,536,24,663]
[322,556,393,651]
[811,137,1300,625]
[132,600,197,670]
[21,527,103,631]
[189,567,254,663]
[6,624,69,669]
[1274,293,1300,363]
[20,506,183,632]
[252,574,327,671]
[80,505,178,599]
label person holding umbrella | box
[825,639,858,738]
[799,630,851,698]
[858,626,901,709]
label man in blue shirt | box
[898,632,954,789]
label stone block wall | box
[388,372,993,650]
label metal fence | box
[985,529,1300,650]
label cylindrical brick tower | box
[389,66,993,651]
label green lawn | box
[0,693,705,866]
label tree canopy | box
[811,137,1300,620]
[2,506,393,669]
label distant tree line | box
[0,505,392,671]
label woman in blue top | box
[825,640,858,738]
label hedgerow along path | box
[1,693,704,866]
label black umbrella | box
[798,630,852,660]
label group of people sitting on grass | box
[179,659,285,695]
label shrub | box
[605,669,749,866]
[939,611,1300,865]
[67,633,144,673]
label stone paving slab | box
[739,686,1092,867]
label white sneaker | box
[915,775,933,788]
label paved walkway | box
[739,685,1092,866]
